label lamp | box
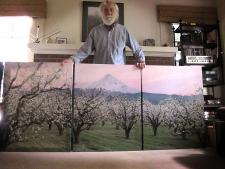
[30,26,61,43]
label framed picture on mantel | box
[56,37,67,44]
[82,1,124,42]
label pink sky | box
[6,62,73,89]
[6,63,203,96]
[76,64,203,96]
[142,66,203,95]
[75,64,141,90]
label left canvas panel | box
[0,62,73,152]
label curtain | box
[0,0,46,18]
[158,5,217,25]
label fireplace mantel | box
[28,43,178,58]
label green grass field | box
[6,122,201,152]
[73,122,201,151]
[6,124,70,152]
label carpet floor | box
[0,148,224,169]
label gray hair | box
[99,0,119,19]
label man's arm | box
[126,30,145,69]
[71,31,95,63]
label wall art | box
[0,62,73,151]
[82,1,124,41]
[73,64,141,151]
[142,66,205,149]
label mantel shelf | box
[28,43,178,58]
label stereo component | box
[186,55,214,64]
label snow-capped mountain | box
[85,74,139,93]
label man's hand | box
[61,57,74,65]
[136,61,145,69]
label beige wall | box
[124,0,215,46]
[31,0,216,46]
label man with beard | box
[70,0,145,69]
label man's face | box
[104,4,115,18]
[102,3,117,25]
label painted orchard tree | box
[3,63,69,146]
[184,95,205,144]
[35,89,71,136]
[72,88,105,144]
[163,95,204,141]
[98,100,111,127]
[143,100,166,136]
[109,97,139,139]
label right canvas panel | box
[142,66,205,149]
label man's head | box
[99,0,119,26]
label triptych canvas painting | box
[0,63,205,152]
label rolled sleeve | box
[126,30,145,63]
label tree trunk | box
[116,124,120,130]
[55,123,64,136]
[58,127,64,136]
[48,123,52,130]
[196,130,206,147]
[182,131,187,140]
[0,121,10,151]
[153,126,158,136]
[73,130,80,144]
[125,129,130,139]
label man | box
[70,0,145,69]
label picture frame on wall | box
[82,1,124,42]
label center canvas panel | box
[142,66,205,150]
[74,64,141,151]
[1,62,73,152]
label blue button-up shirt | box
[72,23,145,64]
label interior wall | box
[31,0,81,44]
[31,0,216,46]
[124,0,216,46]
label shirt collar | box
[104,22,117,31]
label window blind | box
[0,0,46,18]
[158,5,217,25]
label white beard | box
[102,15,117,26]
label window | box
[0,16,33,62]
[172,23,180,47]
